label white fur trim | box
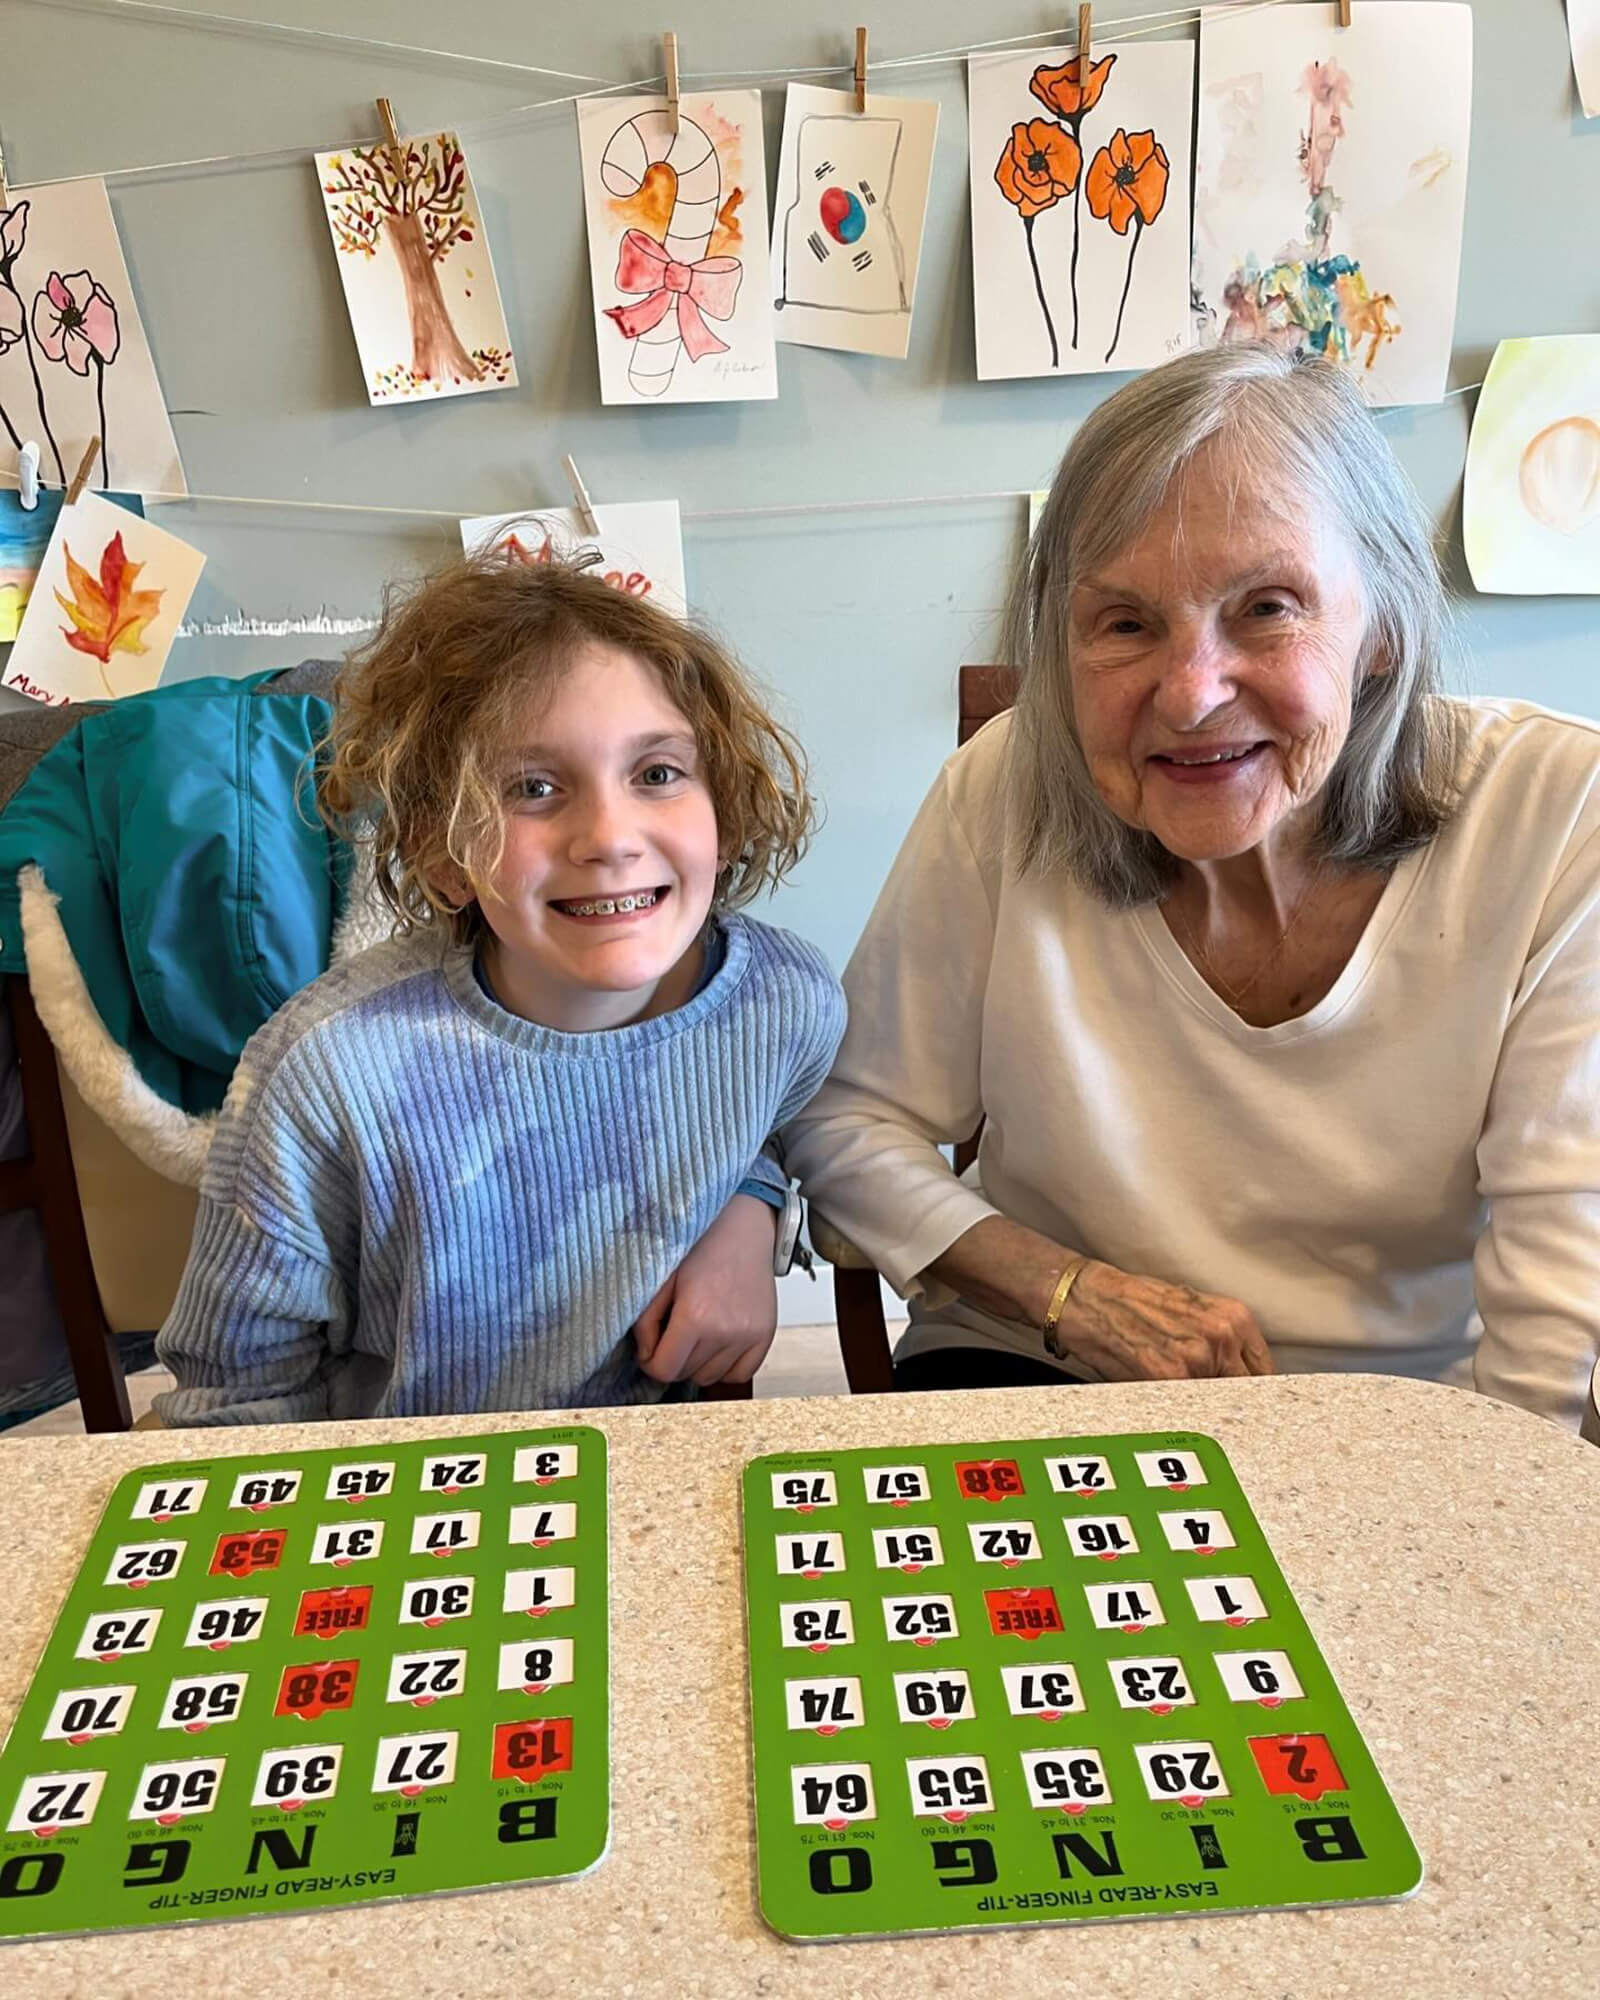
[331,835,395,963]
[18,865,217,1188]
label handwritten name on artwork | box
[5,670,72,705]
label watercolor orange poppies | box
[990,48,1171,368]
[994,119,1083,362]
[1085,128,1171,361]
[1029,52,1117,120]
[996,120,1082,218]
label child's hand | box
[634,1194,780,1387]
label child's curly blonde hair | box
[321,546,814,945]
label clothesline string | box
[0,382,1484,532]
[8,0,1290,191]
[69,0,1265,83]
[44,0,626,83]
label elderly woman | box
[784,344,1600,1428]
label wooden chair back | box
[959,665,1019,743]
[2,976,131,1430]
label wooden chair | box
[2,975,135,1431]
[814,665,1020,1394]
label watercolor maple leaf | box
[54,532,165,674]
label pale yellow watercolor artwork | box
[1464,336,1600,596]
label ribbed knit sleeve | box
[156,1201,349,1425]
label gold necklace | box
[1169,863,1325,1010]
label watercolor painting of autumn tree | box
[319,131,516,404]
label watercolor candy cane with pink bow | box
[598,110,743,399]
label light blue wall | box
[2,0,1597,976]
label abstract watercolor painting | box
[968,40,1194,381]
[0,486,143,642]
[317,130,517,405]
[1193,2,1472,408]
[1570,0,1600,117]
[1464,336,1600,595]
[459,500,688,618]
[0,179,185,495]
[3,490,204,706]
[577,93,777,406]
[771,84,939,361]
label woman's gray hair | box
[1004,343,1464,904]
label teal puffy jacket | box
[0,670,351,1116]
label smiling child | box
[154,554,844,1424]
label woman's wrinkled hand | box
[1055,1261,1275,1380]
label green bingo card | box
[0,1426,608,1943]
[744,1432,1420,1941]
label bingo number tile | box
[0,1428,608,1942]
[745,1433,1419,1940]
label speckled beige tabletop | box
[2,1374,1598,1998]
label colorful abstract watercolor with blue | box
[0,487,143,644]
[1192,3,1472,409]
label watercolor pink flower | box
[0,204,27,267]
[32,269,121,481]
[0,200,65,476]
[33,271,121,375]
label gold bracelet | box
[1041,1256,1089,1359]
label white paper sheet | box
[771,85,940,360]
[1570,0,1600,118]
[577,93,777,406]
[968,40,1195,381]
[1464,335,1600,595]
[1193,1,1473,407]
[0,179,185,495]
[316,130,517,406]
[460,500,688,619]
[3,491,204,705]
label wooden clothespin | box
[563,454,600,537]
[375,96,404,165]
[66,441,98,506]
[1337,0,1351,25]
[854,27,868,115]
[663,33,680,137]
[1079,4,1093,69]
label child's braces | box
[561,890,661,917]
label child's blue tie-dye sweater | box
[154,916,845,1425]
